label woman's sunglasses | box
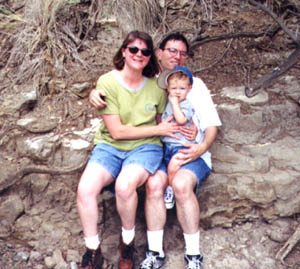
[126,46,152,57]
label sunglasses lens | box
[128,46,139,54]
[127,46,151,57]
[141,49,151,57]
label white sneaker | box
[164,185,175,209]
[184,254,204,269]
[139,250,165,269]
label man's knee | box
[146,171,167,197]
[172,171,195,198]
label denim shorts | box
[160,143,211,191]
[88,143,163,179]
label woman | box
[77,31,179,269]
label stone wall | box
[199,75,300,227]
[0,75,299,260]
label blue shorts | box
[88,143,163,179]
[160,143,211,191]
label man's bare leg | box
[139,170,169,267]
[172,169,200,234]
[145,170,168,231]
[172,169,202,260]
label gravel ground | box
[1,213,299,269]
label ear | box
[122,47,126,58]
[156,48,162,60]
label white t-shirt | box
[186,77,222,169]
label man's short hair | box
[159,32,190,53]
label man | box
[89,32,221,269]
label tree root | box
[248,0,300,46]
[245,46,300,97]
[244,0,300,97]
[0,158,88,192]
[275,224,300,266]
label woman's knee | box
[77,165,106,202]
[116,165,149,200]
[115,180,134,200]
[77,178,96,204]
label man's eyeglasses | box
[164,47,187,57]
[126,46,152,57]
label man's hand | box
[178,126,218,164]
[177,143,205,164]
[180,122,198,141]
[89,88,107,109]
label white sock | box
[122,226,135,245]
[184,231,200,255]
[147,230,165,257]
[84,234,100,250]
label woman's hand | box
[89,89,107,109]
[179,122,198,141]
[157,116,180,138]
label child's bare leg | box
[168,153,184,184]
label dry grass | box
[1,0,299,95]
[0,0,163,94]
[113,0,161,36]
[1,0,105,94]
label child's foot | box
[164,185,175,209]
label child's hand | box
[168,95,179,105]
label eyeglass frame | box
[164,47,188,57]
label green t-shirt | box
[94,70,167,151]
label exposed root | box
[276,224,300,266]
[0,157,88,192]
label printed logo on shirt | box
[145,103,155,113]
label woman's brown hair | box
[113,30,159,78]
